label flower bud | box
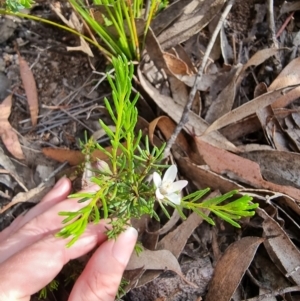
[96,159,112,175]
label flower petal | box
[155,188,164,200]
[153,172,162,188]
[167,180,188,193]
[163,165,177,183]
[166,193,181,205]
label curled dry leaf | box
[205,236,264,301]
[0,94,24,160]
[204,86,296,135]
[163,52,191,76]
[18,52,39,127]
[257,208,300,285]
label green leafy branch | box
[181,189,258,227]
[55,56,258,247]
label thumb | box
[69,226,138,301]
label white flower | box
[153,165,188,205]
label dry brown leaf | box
[194,138,300,200]
[0,94,24,159]
[205,237,264,301]
[147,210,181,237]
[242,150,300,189]
[272,86,300,109]
[157,212,205,259]
[42,147,116,166]
[18,52,39,127]
[269,57,300,91]
[221,57,300,140]
[151,0,192,36]
[0,148,27,190]
[254,82,268,98]
[256,105,290,151]
[163,52,191,75]
[257,208,300,285]
[123,267,145,294]
[238,48,286,81]
[177,157,243,193]
[145,28,200,112]
[204,87,294,135]
[168,75,189,107]
[0,185,49,213]
[157,0,226,49]
[1,127,25,160]
[127,248,182,273]
[269,57,300,109]
[138,67,238,152]
[205,64,242,124]
[51,3,93,57]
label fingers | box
[69,227,138,301]
[16,178,72,228]
[0,222,109,301]
[0,183,99,264]
[0,178,71,241]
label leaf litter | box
[3,0,300,300]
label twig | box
[267,0,282,72]
[276,11,294,38]
[163,0,236,158]
[267,0,278,47]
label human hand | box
[0,178,138,301]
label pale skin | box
[0,178,138,301]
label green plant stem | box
[0,9,113,59]
[68,0,124,57]
[124,0,140,60]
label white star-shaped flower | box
[153,165,188,205]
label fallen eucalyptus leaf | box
[205,236,264,301]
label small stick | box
[163,0,236,158]
[276,11,294,38]
[267,0,282,72]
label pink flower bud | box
[96,160,112,175]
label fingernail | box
[53,177,65,188]
[112,227,138,265]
